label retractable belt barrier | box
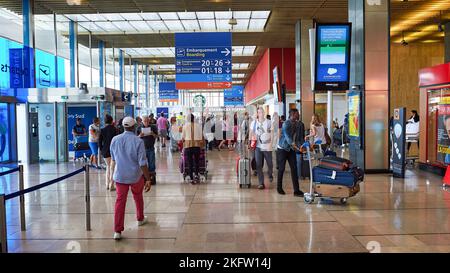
[4,167,85,201]
[0,165,91,253]
[0,167,20,177]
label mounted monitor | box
[314,23,352,91]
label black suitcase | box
[319,156,352,171]
[297,152,310,179]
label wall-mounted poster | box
[348,92,360,137]
[437,96,450,165]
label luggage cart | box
[301,139,361,205]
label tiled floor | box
[1,147,450,253]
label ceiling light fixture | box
[228,8,237,26]
[66,0,83,5]
[401,32,408,46]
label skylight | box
[56,10,270,33]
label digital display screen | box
[314,23,351,91]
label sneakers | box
[258,184,265,190]
[138,216,148,226]
[113,232,122,240]
[277,188,286,195]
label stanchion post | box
[84,165,91,231]
[19,165,26,231]
[0,194,7,253]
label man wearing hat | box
[110,116,152,240]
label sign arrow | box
[221,48,231,57]
[225,69,231,73]
[225,60,231,65]
[225,82,231,88]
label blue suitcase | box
[312,166,364,187]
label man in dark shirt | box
[137,116,158,185]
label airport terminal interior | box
[0,0,450,253]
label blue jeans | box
[146,148,156,173]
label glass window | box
[56,15,70,87]
[91,39,100,87]
[0,6,23,43]
[105,46,114,88]
[427,87,450,167]
[78,25,91,86]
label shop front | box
[419,63,450,174]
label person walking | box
[110,117,152,240]
[157,112,169,148]
[276,108,305,197]
[88,117,101,169]
[137,116,158,185]
[99,114,117,191]
[250,107,274,189]
[182,114,204,184]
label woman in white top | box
[305,114,326,146]
[249,107,274,189]
[88,117,101,168]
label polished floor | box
[1,146,450,253]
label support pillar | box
[69,20,78,88]
[22,0,35,88]
[99,41,105,87]
[133,61,138,113]
[349,0,390,171]
[119,49,124,91]
[295,20,314,128]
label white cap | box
[122,116,136,128]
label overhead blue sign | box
[175,32,232,90]
[156,107,169,117]
[314,23,351,91]
[159,82,179,102]
[224,85,244,106]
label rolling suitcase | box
[319,156,352,171]
[297,152,310,179]
[238,143,251,188]
[312,166,363,187]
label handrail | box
[0,165,91,253]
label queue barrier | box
[0,165,91,253]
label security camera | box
[295,99,301,103]
[79,83,88,94]
[351,85,361,91]
[401,39,408,46]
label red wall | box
[245,48,296,103]
[269,48,296,93]
[244,49,270,103]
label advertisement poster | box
[348,92,360,137]
[314,23,351,91]
[437,97,450,164]
[67,106,97,152]
[392,108,406,178]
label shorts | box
[89,142,98,155]
[159,129,168,137]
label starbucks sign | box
[193,94,206,108]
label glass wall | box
[105,46,114,89]
[91,39,100,87]
[55,15,70,87]
[78,24,91,87]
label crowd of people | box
[71,108,337,240]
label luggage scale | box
[301,139,349,205]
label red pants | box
[114,176,145,233]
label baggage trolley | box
[301,139,360,205]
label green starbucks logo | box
[194,95,206,108]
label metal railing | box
[0,164,91,253]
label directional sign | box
[175,32,232,90]
[224,85,244,106]
[159,82,179,102]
